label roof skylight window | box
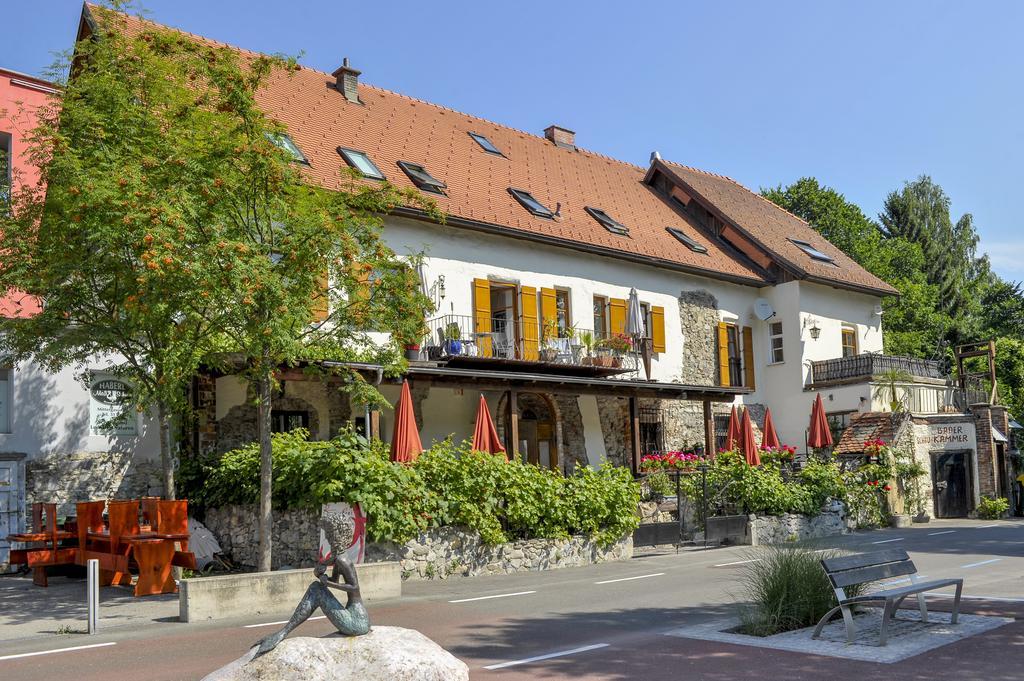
[585,207,629,236]
[469,132,503,156]
[790,238,835,264]
[666,227,708,254]
[508,188,555,219]
[337,147,385,180]
[397,161,447,194]
[266,133,308,164]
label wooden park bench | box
[813,549,963,646]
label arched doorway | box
[497,392,559,469]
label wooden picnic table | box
[8,499,195,596]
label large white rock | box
[201,626,469,681]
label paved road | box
[1,518,1021,680]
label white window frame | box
[768,321,784,364]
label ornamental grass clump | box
[736,545,861,637]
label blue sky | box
[6,1,1024,279]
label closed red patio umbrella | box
[740,408,761,466]
[807,393,833,450]
[761,407,781,450]
[390,380,423,463]
[471,394,507,458]
[724,405,740,452]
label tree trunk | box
[256,363,274,573]
[157,401,176,500]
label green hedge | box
[197,430,640,546]
[679,451,847,516]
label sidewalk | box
[0,574,178,643]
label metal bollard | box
[87,558,99,634]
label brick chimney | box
[332,58,361,104]
[544,125,575,150]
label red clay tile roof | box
[657,161,898,295]
[834,412,909,455]
[84,5,893,296]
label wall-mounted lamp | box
[803,317,821,340]
[428,274,446,308]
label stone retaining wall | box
[203,506,633,578]
[203,505,320,570]
[747,507,849,546]
[366,527,633,580]
[26,451,162,518]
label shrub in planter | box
[977,495,1009,520]
[737,545,862,636]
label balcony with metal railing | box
[418,314,641,377]
[808,353,946,386]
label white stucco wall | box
[578,395,607,466]
[381,216,761,385]
[0,357,160,461]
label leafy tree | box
[1,3,433,570]
[879,175,990,335]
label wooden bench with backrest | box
[814,549,963,646]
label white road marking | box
[484,643,610,670]
[595,573,665,585]
[0,642,116,662]
[243,615,327,629]
[928,530,956,536]
[976,524,1001,529]
[713,558,761,567]
[928,592,1024,603]
[961,558,1001,569]
[449,590,537,604]
[871,537,905,544]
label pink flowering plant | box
[639,451,705,473]
[759,444,797,465]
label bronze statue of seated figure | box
[253,507,370,657]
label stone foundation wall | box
[553,394,588,472]
[203,505,320,570]
[596,397,629,467]
[202,506,633,578]
[365,527,633,580]
[25,451,163,517]
[747,507,849,546]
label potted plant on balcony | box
[404,343,421,361]
[602,333,633,368]
[444,322,462,356]
[539,319,559,362]
[594,338,614,367]
[579,330,595,365]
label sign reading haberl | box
[90,375,137,435]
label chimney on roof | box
[332,58,361,104]
[544,125,575,150]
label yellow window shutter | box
[609,298,626,336]
[651,305,666,353]
[540,287,558,339]
[717,322,730,387]
[311,268,329,322]
[742,326,755,390]
[520,286,539,361]
[473,278,492,356]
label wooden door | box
[931,450,970,518]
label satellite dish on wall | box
[754,299,776,321]
[873,303,884,316]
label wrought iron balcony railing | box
[808,353,946,385]
[419,314,640,373]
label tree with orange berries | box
[0,2,432,571]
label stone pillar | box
[410,381,431,431]
[972,405,997,498]
[194,374,218,458]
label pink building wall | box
[1,67,59,318]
